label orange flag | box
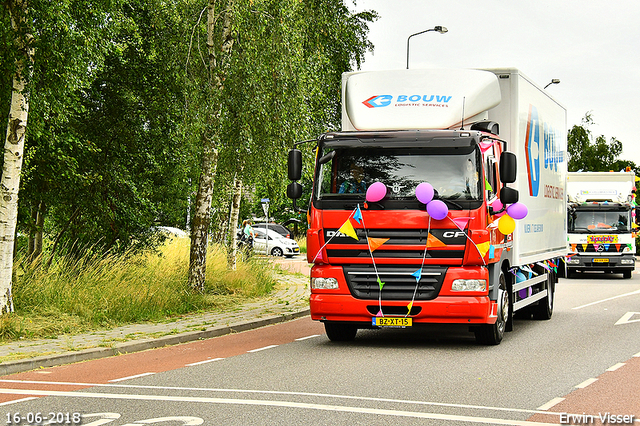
[427,233,446,248]
[368,237,390,252]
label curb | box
[0,308,310,376]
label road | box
[1,269,639,425]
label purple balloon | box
[427,200,449,220]
[366,182,387,202]
[415,182,435,204]
[506,202,528,220]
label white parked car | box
[253,228,300,257]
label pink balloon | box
[427,200,448,220]
[506,202,528,220]
[366,182,387,202]
[491,199,506,217]
[415,182,435,204]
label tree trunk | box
[227,176,242,270]
[27,200,45,261]
[0,0,34,314]
[187,0,234,291]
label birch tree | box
[0,0,34,313]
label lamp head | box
[434,26,448,34]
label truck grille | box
[324,228,465,262]
[343,265,447,300]
[575,244,627,253]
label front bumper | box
[566,253,635,271]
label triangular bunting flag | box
[582,244,588,251]
[313,251,325,263]
[377,277,385,290]
[353,205,362,224]
[479,141,493,152]
[593,244,599,252]
[427,233,446,248]
[485,178,492,192]
[571,244,577,251]
[376,310,383,317]
[451,217,473,230]
[615,244,621,252]
[489,245,495,259]
[407,301,413,313]
[338,219,358,240]
[604,244,610,251]
[368,237,390,252]
[476,241,490,257]
[411,269,422,282]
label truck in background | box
[566,171,637,278]
[287,68,567,344]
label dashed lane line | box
[606,362,626,372]
[574,378,598,389]
[247,345,279,353]
[537,397,565,411]
[185,358,224,367]
[108,373,155,382]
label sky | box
[350,0,640,163]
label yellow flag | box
[338,219,358,240]
[368,237,390,252]
[407,301,413,313]
[477,241,490,257]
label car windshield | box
[569,209,632,233]
[315,146,482,201]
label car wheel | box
[270,247,284,257]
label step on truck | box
[287,68,567,344]
[566,171,637,278]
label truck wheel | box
[475,274,508,345]
[533,271,555,320]
[324,322,357,341]
[623,270,632,279]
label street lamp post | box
[406,26,448,69]
[544,79,560,89]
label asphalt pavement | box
[0,257,312,376]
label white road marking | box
[572,289,640,310]
[185,358,224,366]
[615,312,640,325]
[0,387,561,426]
[575,378,598,389]
[634,351,640,357]
[537,397,565,411]
[0,397,37,405]
[247,345,278,353]
[109,373,155,382]
[295,335,321,341]
[606,362,626,372]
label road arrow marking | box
[614,312,640,325]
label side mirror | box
[287,182,302,200]
[500,187,519,205]
[499,151,517,184]
[288,149,302,181]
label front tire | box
[475,273,508,345]
[324,322,357,341]
[270,247,284,257]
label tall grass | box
[2,239,276,341]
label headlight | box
[621,259,635,265]
[451,279,486,292]
[566,258,580,264]
[311,277,339,290]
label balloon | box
[498,214,516,234]
[415,182,434,204]
[506,202,528,220]
[427,200,448,220]
[491,199,505,217]
[366,182,387,202]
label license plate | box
[372,317,412,328]
[593,258,609,263]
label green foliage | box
[5,238,276,341]
[568,112,638,174]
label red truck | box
[287,68,567,344]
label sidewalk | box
[0,258,312,376]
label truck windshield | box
[315,146,482,204]
[568,209,632,233]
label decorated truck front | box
[287,68,567,345]
[566,172,637,278]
